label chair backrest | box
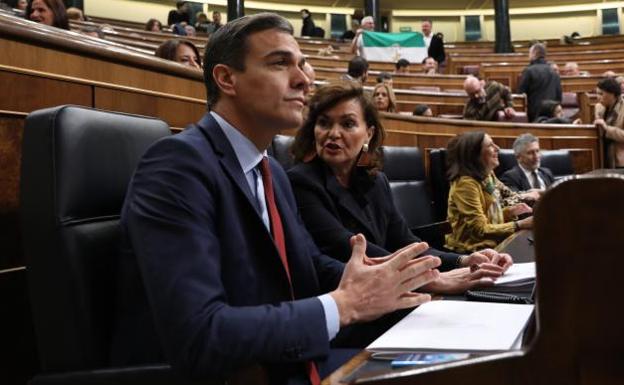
[495,110,529,123]
[540,150,574,178]
[268,134,295,170]
[20,105,171,372]
[427,148,449,222]
[380,146,434,228]
[495,149,518,177]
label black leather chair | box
[494,149,517,177]
[540,150,574,179]
[428,148,449,222]
[268,134,295,170]
[381,146,449,249]
[20,105,202,385]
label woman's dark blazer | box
[287,158,461,271]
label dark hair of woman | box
[597,77,622,98]
[26,0,69,30]
[145,18,162,31]
[537,100,560,119]
[291,81,386,175]
[155,39,202,67]
[446,131,488,182]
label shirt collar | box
[210,111,264,174]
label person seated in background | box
[376,72,393,86]
[167,0,189,26]
[80,25,104,39]
[594,77,624,168]
[301,8,316,37]
[194,12,210,33]
[154,39,201,69]
[372,82,397,113]
[145,18,162,32]
[341,19,359,40]
[288,82,513,294]
[445,132,537,253]
[341,56,368,83]
[413,104,433,117]
[26,0,69,30]
[603,70,617,78]
[7,0,27,11]
[562,62,580,76]
[303,62,316,94]
[65,6,84,21]
[184,24,196,37]
[535,100,581,124]
[421,57,438,75]
[616,76,624,94]
[500,133,555,192]
[550,62,560,75]
[395,59,410,74]
[463,76,515,121]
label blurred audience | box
[194,12,210,33]
[341,56,368,83]
[463,76,515,121]
[184,24,196,37]
[26,0,69,30]
[66,6,84,21]
[535,100,581,124]
[80,25,104,39]
[372,82,397,113]
[422,56,438,75]
[205,11,222,34]
[341,19,359,40]
[594,77,624,168]
[167,0,189,27]
[145,18,162,32]
[413,104,433,117]
[395,58,410,74]
[155,39,201,69]
[376,72,393,86]
[300,9,315,37]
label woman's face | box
[373,86,390,112]
[150,21,161,32]
[175,44,200,68]
[30,0,54,26]
[554,105,564,118]
[17,0,28,10]
[314,98,374,174]
[480,134,500,173]
[598,88,617,108]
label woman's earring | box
[362,142,369,152]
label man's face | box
[230,29,308,132]
[518,141,541,171]
[421,21,432,36]
[213,12,221,24]
[466,80,486,103]
[362,19,374,31]
[423,58,436,72]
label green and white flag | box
[362,31,428,63]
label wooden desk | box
[323,230,534,385]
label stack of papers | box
[367,300,534,353]
[486,262,536,293]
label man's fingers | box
[467,253,489,265]
[349,234,367,260]
[398,268,439,293]
[388,242,430,270]
[470,266,503,280]
[397,292,432,309]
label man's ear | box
[212,64,237,97]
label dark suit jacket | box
[287,159,461,272]
[499,165,555,192]
[428,35,446,64]
[111,113,345,384]
[517,57,562,122]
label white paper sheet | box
[495,262,536,285]
[366,300,534,352]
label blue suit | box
[111,113,345,384]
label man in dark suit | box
[500,133,555,192]
[421,19,445,65]
[518,43,562,122]
[112,13,441,385]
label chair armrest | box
[29,365,206,385]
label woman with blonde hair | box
[372,82,397,113]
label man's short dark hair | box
[413,104,430,116]
[597,77,622,98]
[530,43,547,59]
[203,13,293,109]
[347,56,369,78]
[395,58,410,70]
[377,72,392,83]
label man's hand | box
[504,107,516,118]
[330,235,441,327]
[595,119,607,135]
[420,265,502,295]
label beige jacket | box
[595,98,624,167]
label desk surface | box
[322,230,534,385]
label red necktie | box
[259,157,321,385]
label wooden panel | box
[94,87,206,129]
[0,69,92,113]
[0,114,25,269]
